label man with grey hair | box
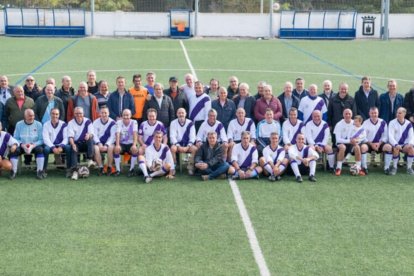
[194,131,230,181]
[67,81,100,121]
[13,109,45,179]
[143,83,175,128]
[55,75,75,121]
[67,106,95,179]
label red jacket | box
[254,96,283,122]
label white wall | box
[0,10,413,38]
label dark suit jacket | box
[233,95,256,119]
[354,86,379,120]
[379,92,404,124]
[143,95,175,127]
[319,91,337,108]
[404,88,414,121]
[277,92,300,121]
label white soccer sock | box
[114,154,121,171]
[327,153,335,169]
[309,160,316,176]
[11,157,18,172]
[150,167,167,178]
[361,153,367,169]
[407,155,414,169]
[139,161,149,177]
[336,161,343,170]
[130,154,137,171]
[291,162,301,177]
[384,152,392,169]
[393,155,399,168]
[36,155,45,172]
[264,163,273,175]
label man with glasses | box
[23,76,42,101]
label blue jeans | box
[43,145,71,170]
[200,162,230,180]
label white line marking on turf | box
[179,40,198,80]
[3,68,412,83]
[229,179,271,276]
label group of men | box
[1,71,414,183]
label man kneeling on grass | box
[228,131,262,180]
[138,130,175,183]
[288,133,319,183]
[194,131,229,181]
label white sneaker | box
[87,159,96,168]
[407,168,414,175]
[71,171,79,180]
[144,176,153,183]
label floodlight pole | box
[381,0,390,40]
[194,0,199,37]
[260,0,263,14]
[90,0,94,36]
[269,0,273,38]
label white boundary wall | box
[0,10,413,38]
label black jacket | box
[194,142,224,168]
[354,86,379,120]
[143,95,175,127]
[327,94,357,128]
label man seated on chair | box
[288,133,319,183]
[256,108,282,155]
[362,106,392,175]
[138,130,175,183]
[43,108,71,177]
[228,131,262,180]
[93,106,116,176]
[387,107,414,175]
[305,110,335,172]
[111,109,138,177]
[196,109,229,161]
[13,109,45,179]
[0,122,19,179]
[334,109,366,176]
[194,131,230,181]
[227,107,256,160]
[169,108,197,175]
[138,108,167,156]
[259,132,288,182]
[282,107,305,150]
[67,106,95,179]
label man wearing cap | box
[164,76,189,115]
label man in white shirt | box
[387,107,414,175]
[288,133,319,183]
[228,131,262,180]
[259,132,288,181]
[138,130,175,183]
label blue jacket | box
[379,92,404,124]
[107,90,136,120]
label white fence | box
[1,10,413,38]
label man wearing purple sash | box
[288,133,319,183]
[387,107,414,175]
[305,110,335,172]
[361,107,392,174]
[188,81,211,132]
[43,108,71,177]
[228,131,262,180]
[67,107,95,179]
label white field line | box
[179,38,270,275]
[4,68,412,84]
[229,179,271,276]
[179,40,198,80]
